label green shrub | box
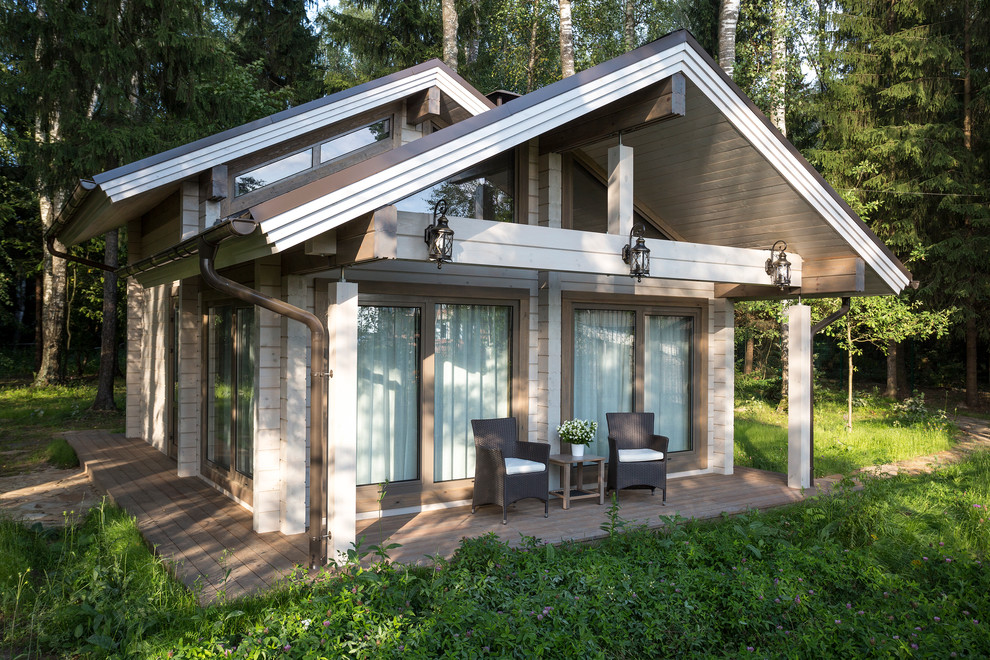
[46,436,79,468]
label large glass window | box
[572,309,635,456]
[356,306,420,486]
[645,316,693,452]
[571,308,694,457]
[206,305,255,478]
[234,117,391,197]
[395,152,515,222]
[434,304,512,481]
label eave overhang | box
[52,59,493,247]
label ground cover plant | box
[0,382,124,475]
[2,450,988,658]
[735,380,955,477]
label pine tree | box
[813,0,990,406]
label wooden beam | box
[539,73,686,155]
[714,283,799,300]
[331,205,397,266]
[801,257,865,295]
[394,213,798,285]
[406,86,441,125]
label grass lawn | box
[735,385,956,477]
[0,381,125,476]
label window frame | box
[344,283,530,514]
[200,300,256,504]
[561,294,707,472]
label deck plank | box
[67,431,834,602]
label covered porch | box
[67,429,839,603]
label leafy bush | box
[891,393,951,432]
[736,372,782,403]
[4,454,989,658]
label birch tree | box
[718,0,740,76]
[442,0,459,70]
[559,0,575,77]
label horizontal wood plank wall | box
[140,191,180,256]
[254,256,283,533]
[177,279,201,477]
[125,219,145,440]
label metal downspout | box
[198,231,329,570]
[809,297,851,480]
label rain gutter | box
[196,221,330,570]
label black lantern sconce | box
[765,240,791,289]
[621,223,651,282]
[425,199,454,269]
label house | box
[49,31,911,568]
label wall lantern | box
[765,240,791,289]
[425,199,454,269]
[621,223,651,282]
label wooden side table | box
[549,454,606,509]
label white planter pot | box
[570,444,585,458]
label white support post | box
[176,279,200,477]
[787,304,812,489]
[710,298,735,474]
[281,275,309,535]
[607,144,634,236]
[539,153,562,229]
[327,281,358,563]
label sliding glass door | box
[571,305,696,459]
[356,306,421,486]
[434,304,512,482]
[205,305,255,486]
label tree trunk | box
[559,0,575,78]
[770,0,786,135]
[718,0,741,77]
[442,0,458,71]
[743,336,754,374]
[34,191,67,387]
[467,0,479,65]
[847,317,853,432]
[624,0,635,52]
[885,340,897,398]
[966,312,978,408]
[526,0,539,93]
[92,229,119,410]
[34,274,43,372]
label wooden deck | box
[67,430,838,603]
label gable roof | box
[247,30,910,295]
[53,59,492,246]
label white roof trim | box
[255,41,909,295]
[94,68,489,204]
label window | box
[356,306,420,486]
[570,306,694,457]
[320,119,390,164]
[234,118,392,197]
[206,305,256,478]
[395,152,515,222]
[434,304,512,481]
[353,294,519,505]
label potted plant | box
[557,419,598,458]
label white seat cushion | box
[618,448,665,463]
[504,457,545,475]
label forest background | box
[0,0,987,410]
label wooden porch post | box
[327,281,358,562]
[787,303,812,489]
[607,143,634,236]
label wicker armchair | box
[471,417,550,524]
[605,412,668,503]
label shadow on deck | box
[66,430,837,603]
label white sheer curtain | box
[434,304,511,481]
[356,306,420,486]
[572,309,635,456]
[645,315,693,452]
